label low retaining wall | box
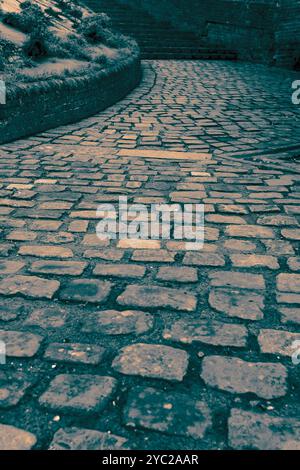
[0,54,141,145]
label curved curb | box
[0,53,142,145]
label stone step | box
[85,0,237,60]
[141,52,237,60]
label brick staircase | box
[84,0,237,60]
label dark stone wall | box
[118,0,299,68]
[0,56,141,145]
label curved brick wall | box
[0,54,141,145]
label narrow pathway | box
[0,60,299,450]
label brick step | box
[141,52,237,60]
[140,46,234,53]
[113,25,195,35]
[85,0,237,61]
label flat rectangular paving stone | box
[117,284,197,312]
[39,374,117,414]
[124,386,212,439]
[112,343,189,382]
[0,330,43,357]
[0,370,38,407]
[93,263,146,279]
[277,273,300,293]
[24,306,68,328]
[49,427,128,450]
[279,307,300,325]
[0,424,36,450]
[0,260,25,275]
[228,409,300,450]
[44,343,106,365]
[258,329,300,357]
[82,309,154,336]
[0,275,60,299]
[208,271,265,290]
[163,319,248,347]
[29,261,87,276]
[208,288,264,321]
[18,245,73,258]
[58,279,112,304]
[118,149,212,161]
[201,356,287,399]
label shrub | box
[23,27,68,59]
[3,2,46,34]
[77,13,111,43]
[23,29,90,61]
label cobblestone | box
[117,284,197,312]
[44,342,106,365]
[0,330,43,357]
[81,309,154,336]
[124,387,212,439]
[112,343,189,381]
[39,374,117,414]
[201,356,288,399]
[0,59,299,450]
[163,319,248,347]
[0,424,37,450]
[208,289,264,320]
[258,329,300,357]
[49,427,128,450]
[228,410,300,450]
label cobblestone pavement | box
[0,61,300,450]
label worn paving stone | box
[29,261,87,276]
[0,424,37,450]
[82,309,154,336]
[49,427,128,450]
[112,343,189,382]
[0,260,25,275]
[131,249,175,262]
[117,239,160,249]
[228,409,300,450]
[287,257,300,272]
[281,228,300,240]
[257,215,298,226]
[277,273,300,293]
[230,254,279,270]
[163,319,247,347]
[0,301,24,322]
[225,225,275,239]
[117,284,197,312]
[258,329,300,357]
[24,306,68,328]
[0,370,38,407]
[0,330,43,357]
[93,263,146,278]
[39,374,117,414]
[208,271,265,290]
[44,343,106,365]
[208,288,264,320]
[124,387,212,439]
[201,356,288,399]
[1,60,300,450]
[59,279,112,304]
[183,252,225,267]
[18,245,73,258]
[279,308,300,325]
[0,275,60,299]
[223,239,257,252]
[156,266,198,282]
